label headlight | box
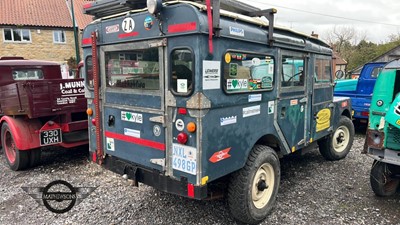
[147,0,162,15]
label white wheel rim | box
[252,163,275,209]
[332,125,350,153]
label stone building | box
[0,0,93,65]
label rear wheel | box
[370,160,400,197]
[29,148,42,167]
[227,145,280,224]
[1,122,30,171]
[318,116,354,160]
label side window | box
[371,67,382,78]
[85,56,93,87]
[12,69,44,80]
[315,58,331,83]
[170,49,193,94]
[281,56,304,87]
[223,52,274,93]
[105,48,159,90]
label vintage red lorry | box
[0,57,88,170]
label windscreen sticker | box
[177,79,187,93]
[121,111,143,124]
[268,101,275,114]
[122,17,135,33]
[106,24,120,34]
[252,58,261,66]
[220,116,237,126]
[225,53,232,64]
[123,128,140,138]
[172,143,197,175]
[248,94,262,102]
[316,108,331,132]
[203,61,221,90]
[243,105,261,118]
[227,79,248,90]
[106,138,115,151]
[144,16,154,30]
[229,63,238,77]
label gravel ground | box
[1,130,400,225]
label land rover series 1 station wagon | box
[82,0,354,223]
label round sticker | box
[144,16,154,30]
[122,17,135,33]
[175,119,185,131]
[153,125,161,137]
[225,53,231,64]
[252,58,261,66]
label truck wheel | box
[1,122,30,171]
[370,160,400,196]
[29,148,41,167]
[227,145,280,224]
[318,116,354,161]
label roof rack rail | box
[84,0,147,18]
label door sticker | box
[121,111,143,124]
[290,99,298,106]
[153,125,161,137]
[106,138,115,151]
[124,128,140,138]
[316,108,331,132]
[220,116,237,126]
[177,79,187,93]
[243,105,260,118]
[268,101,275,114]
[172,143,197,175]
[248,94,262,102]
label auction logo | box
[22,180,97,213]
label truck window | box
[170,49,194,94]
[12,69,44,80]
[315,58,331,83]
[85,56,93,87]
[281,56,304,87]
[371,67,382,78]
[223,52,274,93]
[105,48,159,90]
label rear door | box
[100,39,166,171]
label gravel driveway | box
[1,131,399,225]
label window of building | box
[53,30,66,43]
[223,51,274,93]
[3,28,31,42]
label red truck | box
[0,57,88,170]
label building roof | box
[68,0,95,29]
[0,0,94,29]
[333,52,347,65]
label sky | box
[239,0,400,44]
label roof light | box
[147,0,162,15]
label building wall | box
[0,27,77,64]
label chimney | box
[311,31,319,38]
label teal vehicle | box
[364,59,400,196]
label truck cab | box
[82,0,354,224]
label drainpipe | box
[70,0,81,65]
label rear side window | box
[85,56,93,87]
[170,49,194,94]
[12,69,43,80]
[223,51,274,93]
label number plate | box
[172,143,197,175]
[40,129,62,146]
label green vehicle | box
[364,59,400,196]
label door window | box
[281,56,305,87]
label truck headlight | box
[147,0,162,15]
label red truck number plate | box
[40,129,62,146]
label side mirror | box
[335,70,345,79]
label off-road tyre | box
[370,160,400,197]
[318,116,354,160]
[227,145,280,224]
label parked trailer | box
[364,59,400,196]
[0,58,88,171]
[82,0,354,224]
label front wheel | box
[370,160,400,197]
[1,122,30,171]
[227,145,280,224]
[318,116,354,161]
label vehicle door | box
[277,51,308,151]
[100,39,166,171]
[311,55,334,141]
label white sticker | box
[227,79,248,90]
[301,105,304,112]
[220,116,237,126]
[175,119,185,131]
[124,128,140,138]
[229,26,244,37]
[106,138,115,151]
[106,24,120,34]
[122,17,135,33]
[243,105,261,118]
[268,101,275,114]
[121,111,143,124]
[248,94,262,102]
[203,61,221,90]
[177,79,187,93]
[153,125,161,137]
[172,143,197,175]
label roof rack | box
[84,0,147,18]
